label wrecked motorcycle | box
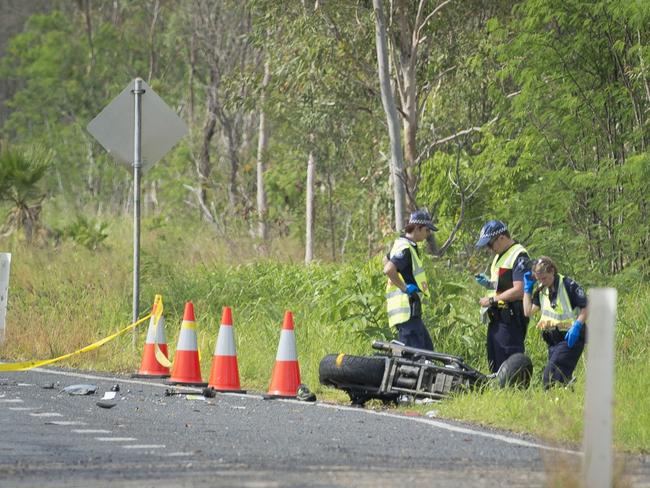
[319,340,532,406]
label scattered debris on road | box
[297,384,317,402]
[96,401,117,409]
[61,384,97,395]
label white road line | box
[73,429,111,434]
[95,437,137,442]
[317,403,580,455]
[31,367,204,392]
[8,407,36,411]
[29,412,63,417]
[28,366,578,454]
[122,445,166,449]
[164,452,193,457]
[0,398,23,403]
[47,421,87,426]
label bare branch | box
[417,64,457,118]
[415,116,498,166]
[415,0,453,42]
[183,183,216,224]
[437,142,470,256]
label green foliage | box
[0,144,51,241]
[60,216,109,250]
[487,0,650,276]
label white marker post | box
[0,253,10,344]
[582,288,617,488]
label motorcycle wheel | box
[497,353,533,388]
[319,354,386,388]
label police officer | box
[522,256,588,389]
[475,220,530,373]
[383,210,436,351]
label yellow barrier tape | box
[0,313,153,372]
[152,294,172,368]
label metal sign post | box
[87,78,187,336]
[132,78,144,336]
[582,288,617,488]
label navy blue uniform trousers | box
[486,305,528,373]
[396,316,434,351]
[541,328,585,388]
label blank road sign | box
[87,79,187,172]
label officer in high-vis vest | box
[475,220,531,373]
[522,256,588,389]
[383,210,437,351]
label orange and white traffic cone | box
[267,311,301,397]
[168,301,205,386]
[207,306,245,393]
[133,295,171,378]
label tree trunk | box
[256,59,270,242]
[326,172,336,261]
[147,0,160,83]
[187,33,196,133]
[197,82,217,219]
[396,0,418,208]
[305,147,316,264]
[373,0,406,231]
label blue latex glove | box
[474,273,492,289]
[405,283,420,296]
[565,320,584,348]
[523,271,537,294]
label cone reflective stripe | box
[169,302,204,385]
[268,311,301,397]
[208,307,243,392]
[135,295,170,378]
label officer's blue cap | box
[408,210,437,231]
[476,220,508,248]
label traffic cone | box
[133,295,170,378]
[267,311,301,397]
[207,306,245,393]
[168,302,205,386]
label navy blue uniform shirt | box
[532,275,587,310]
[511,254,530,283]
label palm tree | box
[0,145,50,243]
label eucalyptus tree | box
[176,0,261,230]
[256,55,271,243]
[491,0,650,275]
[373,0,406,232]
[1,2,185,216]
[252,0,385,261]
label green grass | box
[0,216,648,454]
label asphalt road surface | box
[1,368,648,488]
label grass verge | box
[0,217,648,455]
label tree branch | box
[414,116,498,166]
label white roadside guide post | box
[0,253,10,344]
[582,288,617,488]
[87,78,187,343]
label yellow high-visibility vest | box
[537,274,580,331]
[488,243,527,297]
[385,238,430,328]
